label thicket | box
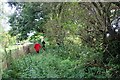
[2,2,120,79]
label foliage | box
[8,2,50,41]
[29,32,43,43]
[2,43,111,78]
[104,40,120,64]
[3,2,120,79]
[0,32,16,48]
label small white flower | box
[112,25,116,28]
[115,29,119,32]
[106,33,110,37]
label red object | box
[34,43,42,53]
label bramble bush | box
[2,43,116,79]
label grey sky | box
[0,2,15,32]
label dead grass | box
[0,45,4,79]
[2,44,36,70]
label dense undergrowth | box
[2,43,117,79]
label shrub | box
[2,44,113,78]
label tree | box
[8,2,50,41]
[76,4,120,77]
[8,2,120,65]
